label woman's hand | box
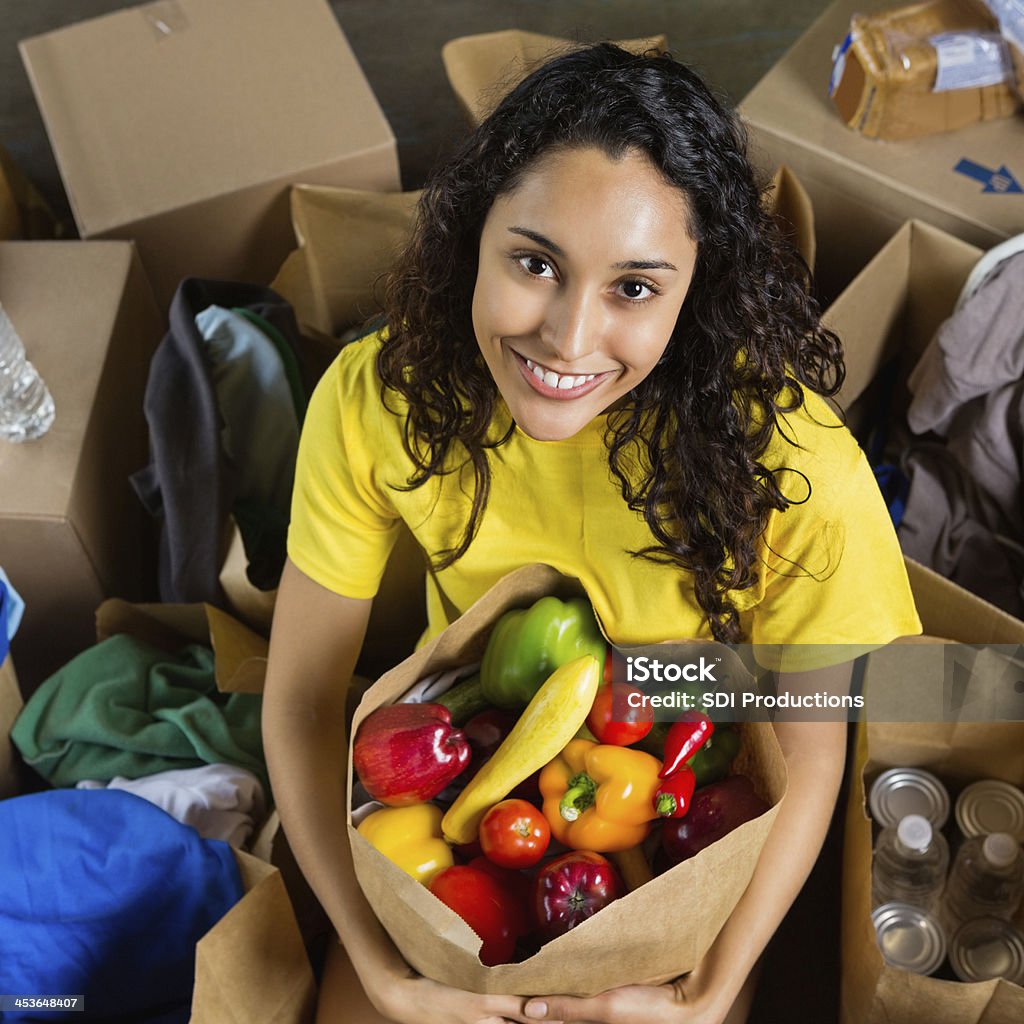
[518,973,735,1024]
[371,969,534,1024]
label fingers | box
[522,984,679,1024]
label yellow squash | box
[441,654,601,845]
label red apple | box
[533,851,624,942]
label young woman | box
[263,44,920,1024]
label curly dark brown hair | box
[377,43,844,642]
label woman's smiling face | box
[472,145,700,442]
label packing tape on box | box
[140,0,189,41]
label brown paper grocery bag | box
[190,851,317,1024]
[841,640,1024,1024]
[442,30,669,127]
[346,564,786,996]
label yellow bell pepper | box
[539,739,662,852]
[356,803,454,885]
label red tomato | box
[586,682,654,746]
[429,865,518,966]
[480,798,551,869]
[468,856,533,936]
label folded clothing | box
[10,633,267,792]
[0,788,244,1023]
[77,762,265,847]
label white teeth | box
[525,356,597,390]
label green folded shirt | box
[11,634,267,793]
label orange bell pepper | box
[539,738,662,852]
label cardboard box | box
[822,217,982,415]
[20,0,400,311]
[0,608,317,1024]
[823,216,1024,1017]
[0,241,162,689]
[840,575,1024,1023]
[830,0,1018,141]
[739,0,1024,306]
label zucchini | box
[441,655,600,845]
[434,673,489,725]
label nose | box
[539,283,604,366]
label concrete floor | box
[1,2,847,1023]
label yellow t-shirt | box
[288,333,921,653]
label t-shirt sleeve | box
[742,400,922,668]
[287,343,401,599]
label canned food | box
[869,768,950,830]
[949,916,1024,984]
[871,902,947,976]
[955,780,1024,842]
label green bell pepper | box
[480,596,607,708]
[687,725,741,788]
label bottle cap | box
[897,814,933,852]
[983,833,1020,868]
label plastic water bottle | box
[0,301,55,443]
[942,832,1024,932]
[872,814,950,915]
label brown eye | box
[520,255,554,278]
[618,279,656,301]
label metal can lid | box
[869,768,950,830]
[872,902,947,976]
[949,917,1024,984]
[955,780,1024,842]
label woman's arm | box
[522,664,851,1024]
[263,559,530,1024]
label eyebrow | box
[507,226,679,273]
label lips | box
[513,350,611,400]
[525,358,596,391]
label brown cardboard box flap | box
[766,164,816,270]
[288,185,421,336]
[95,598,268,694]
[346,564,786,995]
[0,654,22,799]
[190,850,316,1024]
[442,30,668,126]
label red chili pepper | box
[653,763,696,818]
[659,711,714,779]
